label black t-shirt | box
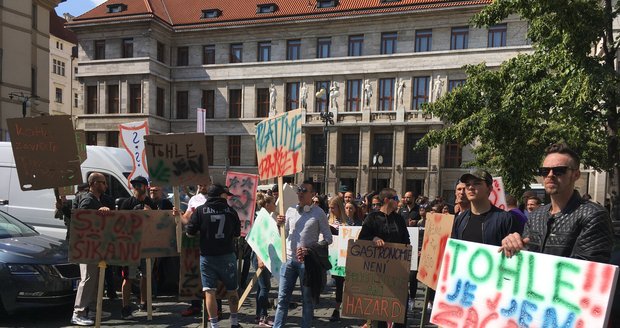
[119,196,156,210]
[154,198,174,210]
[462,212,486,243]
[358,211,410,245]
[186,198,241,256]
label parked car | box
[0,210,79,315]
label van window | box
[91,172,130,200]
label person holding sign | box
[273,180,333,328]
[186,183,242,328]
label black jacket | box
[451,205,521,246]
[186,197,241,256]
[524,191,613,263]
[302,243,332,304]
[359,211,410,244]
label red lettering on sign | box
[431,301,463,328]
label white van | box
[0,142,133,239]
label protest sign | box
[431,239,619,328]
[417,213,454,290]
[275,183,297,215]
[245,208,283,280]
[343,239,412,323]
[337,226,362,267]
[226,172,258,237]
[8,115,82,190]
[141,211,178,258]
[255,109,303,180]
[178,234,203,300]
[144,133,210,187]
[407,227,420,271]
[328,242,346,277]
[119,121,149,186]
[489,177,507,210]
[75,129,87,164]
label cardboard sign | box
[489,177,507,210]
[343,239,412,323]
[255,109,303,180]
[7,116,82,190]
[275,183,297,215]
[431,239,619,328]
[141,211,178,258]
[119,121,149,186]
[226,172,258,237]
[246,208,283,280]
[75,129,87,164]
[178,234,202,301]
[407,227,420,271]
[144,133,210,187]
[328,241,346,277]
[417,213,454,290]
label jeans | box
[272,260,313,328]
[252,253,272,317]
[199,253,238,291]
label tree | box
[419,0,620,198]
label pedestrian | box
[186,183,242,328]
[398,191,421,227]
[253,194,276,327]
[453,182,470,216]
[327,196,347,322]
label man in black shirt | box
[186,183,241,328]
[398,191,420,227]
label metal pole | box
[324,121,328,195]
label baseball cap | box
[208,183,234,198]
[130,176,149,186]
[459,168,493,186]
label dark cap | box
[459,168,493,186]
[130,176,149,186]
[208,183,234,198]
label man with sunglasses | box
[274,179,332,328]
[500,143,613,263]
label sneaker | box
[408,298,414,311]
[180,306,201,317]
[70,314,94,326]
[259,316,273,327]
[329,309,341,322]
[87,310,111,319]
[139,303,157,312]
[121,306,134,320]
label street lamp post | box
[9,92,38,118]
[372,152,383,191]
[317,88,334,195]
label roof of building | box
[50,11,78,43]
[70,0,492,29]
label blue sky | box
[55,0,106,17]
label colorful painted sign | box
[328,241,346,277]
[417,213,454,290]
[178,234,203,300]
[431,239,619,328]
[7,115,82,190]
[342,239,412,324]
[245,208,283,280]
[226,172,258,237]
[119,121,149,186]
[489,177,507,210]
[144,133,210,187]
[255,109,303,180]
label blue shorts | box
[200,253,238,292]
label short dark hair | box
[527,196,541,204]
[545,142,580,168]
[378,188,397,202]
[301,179,314,192]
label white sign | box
[490,176,507,210]
[119,121,149,186]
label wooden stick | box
[237,267,263,311]
[95,261,106,328]
[146,258,153,320]
[278,176,286,260]
[173,187,182,253]
[419,285,430,328]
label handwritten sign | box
[226,172,258,237]
[8,116,82,190]
[329,241,346,277]
[75,129,87,163]
[343,239,412,323]
[145,133,210,187]
[119,121,149,186]
[337,226,362,267]
[246,208,283,281]
[417,213,454,290]
[255,109,303,180]
[141,211,178,258]
[178,234,202,300]
[431,239,619,327]
[489,177,507,210]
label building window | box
[74,93,78,108]
[86,86,97,114]
[444,142,462,168]
[451,27,469,50]
[488,24,507,47]
[348,35,364,56]
[129,84,141,113]
[202,90,215,118]
[206,136,214,165]
[315,81,330,112]
[229,89,242,118]
[122,38,133,58]
[201,9,221,19]
[308,134,326,166]
[31,67,36,96]
[107,4,127,13]
[32,4,37,29]
[346,79,361,112]
[107,85,119,114]
[380,32,397,54]
[257,3,278,14]
[228,136,241,166]
[406,133,428,167]
[94,40,105,59]
[86,131,97,146]
[257,42,271,62]
[412,76,430,109]
[287,39,301,60]
[256,88,270,118]
[55,88,62,103]
[203,45,215,64]
[230,44,243,63]
[177,47,189,66]
[378,78,395,111]
[106,131,118,147]
[316,37,331,58]
[317,0,337,8]
[74,67,78,79]
[176,91,188,119]
[448,79,466,92]
[157,42,165,62]
[156,87,165,117]
[52,59,65,76]
[415,29,432,52]
[373,133,393,166]
[286,82,300,111]
[340,133,359,166]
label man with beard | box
[399,191,420,227]
[453,181,470,216]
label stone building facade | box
[49,11,80,118]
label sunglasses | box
[372,203,381,207]
[297,186,309,193]
[538,166,574,177]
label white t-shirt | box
[187,193,207,212]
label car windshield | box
[0,210,38,238]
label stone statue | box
[300,82,308,110]
[269,83,277,116]
[329,81,340,111]
[363,79,373,107]
[432,75,444,102]
[397,79,406,106]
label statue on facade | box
[432,75,444,102]
[363,79,373,107]
[300,82,308,110]
[397,79,406,107]
[269,83,277,116]
[329,81,340,111]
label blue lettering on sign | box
[256,113,302,153]
[541,308,575,328]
